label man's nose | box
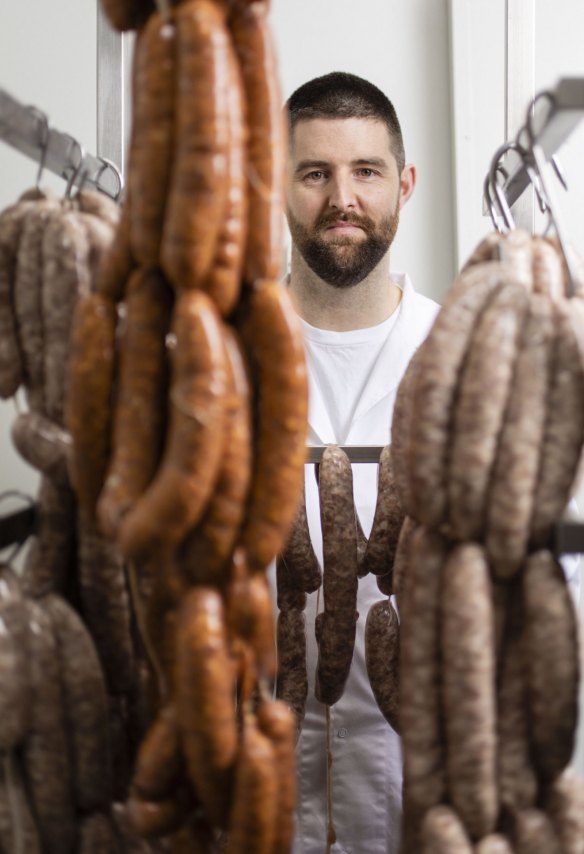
[328,175,356,210]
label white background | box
[0,0,583,775]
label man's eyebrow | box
[352,157,389,169]
[294,159,330,174]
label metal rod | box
[305,446,384,464]
[0,88,121,199]
[96,3,127,176]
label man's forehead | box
[290,116,395,162]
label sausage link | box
[119,289,227,560]
[228,0,287,284]
[399,526,448,825]
[0,566,31,749]
[530,300,584,546]
[13,198,62,412]
[441,543,497,840]
[161,0,232,290]
[175,587,237,829]
[521,550,579,780]
[408,262,521,529]
[132,703,182,801]
[256,699,297,854]
[514,808,562,854]
[177,326,252,589]
[21,600,76,854]
[100,0,155,32]
[420,805,473,854]
[278,477,321,594]
[360,445,404,582]
[128,11,176,267]
[236,280,308,573]
[315,445,359,705]
[448,281,529,541]
[486,293,554,577]
[365,598,400,732]
[97,267,172,539]
[275,608,308,734]
[43,593,112,812]
[11,411,71,482]
[224,713,278,854]
[545,768,584,854]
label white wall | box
[271,0,456,304]
[0,1,97,546]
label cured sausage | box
[227,549,277,682]
[530,300,584,546]
[198,31,248,316]
[11,410,71,482]
[441,542,497,840]
[496,590,537,814]
[545,768,584,854]
[77,520,136,696]
[0,565,31,749]
[391,514,416,611]
[14,197,61,412]
[132,703,182,801]
[420,805,473,854]
[0,193,46,398]
[20,476,77,597]
[448,280,529,541]
[175,587,237,829]
[389,347,421,517]
[521,550,579,779]
[229,0,287,284]
[485,293,554,577]
[97,267,172,539]
[360,444,404,580]
[365,598,400,732]
[315,445,359,705]
[42,208,94,425]
[177,326,252,589]
[514,808,562,854]
[277,478,321,594]
[225,713,277,854]
[399,526,448,824]
[43,593,111,812]
[100,0,155,32]
[128,10,176,268]
[236,280,308,573]
[161,0,233,290]
[257,699,297,854]
[77,812,122,853]
[276,608,308,733]
[65,292,118,523]
[407,261,517,528]
[119,289,227,560]
[21,600,76,854]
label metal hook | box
[525,90,556,147]
[95,156,124,202]
[487,140,529,232]
[0,491,37,565]
[28,106,50,188]
[61,134,86,198]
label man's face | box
[287,117,405,288]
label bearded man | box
[280,72,440,854]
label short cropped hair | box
[285,71,406,173]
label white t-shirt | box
[301,308,401,445]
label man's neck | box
[288,246,403,331]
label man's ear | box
[398,163,416,209]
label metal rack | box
[0,88,123,200]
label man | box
[281,72,440,854]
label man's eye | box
[358,168,375,177]
[305,171,325,181]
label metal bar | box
[305,446,383,464]
[96,3,126,176]
[0,506,37,551]
[505,0,535,230]
[0,88,121,199]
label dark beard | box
[288,207,400,288]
